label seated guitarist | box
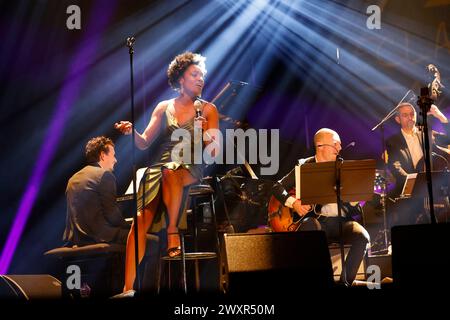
[271,128,370,286]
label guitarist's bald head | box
[314,128,339,147]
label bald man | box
[272,128,370,286]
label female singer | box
[115,52,219,292]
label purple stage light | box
[0,0,117,274]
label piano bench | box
[44,243,126,298]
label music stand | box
[295,160,376,204]
[116,167,148,203]
[124,167,148,195]
[294,159,376,285]
[206,80,261,179]
[397,173,418,199]
[209,80,261,129]
[211,80,259,111]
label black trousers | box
[299,216,370,284]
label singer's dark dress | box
[137,99,203,232]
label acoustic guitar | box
[267,189,318,232]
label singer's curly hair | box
[167,52,206,91]
[85,136,114,164]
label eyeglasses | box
[317,143,339,150]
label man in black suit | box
[272,128,370,286]
[63,136,129,246]
[386,102,449,225]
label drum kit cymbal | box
[373,169,395,196]
[203,167,274,207]
[219,176,273,207]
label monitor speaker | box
[0,274,61,299]
[221,231,334,293]
[392,223,450,288]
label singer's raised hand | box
[114,121,133,135]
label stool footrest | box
[44,243,126,258]
[161,252,217,261]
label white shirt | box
[320,203,340,217]
[285,200,358,218]
[401,128,423,169]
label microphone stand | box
[372,90,413,132]
[126,36,141,293]
[417,88,437,224]
[334,154,347,285]
[371,89,412,251]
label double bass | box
[427,64,450,162]
[419,64,450,223]
[427,64,444,100]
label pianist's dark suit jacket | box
[63,164,129,246]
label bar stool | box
[159,184,220,293]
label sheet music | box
[295,165,301,199]
[295,159,307,199]
[400,173,417,198]
[124,167,148,195]
[294,160,376,204]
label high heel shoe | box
[167,232,181,258]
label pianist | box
[63,136,129,246]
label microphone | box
[337,141,356,161]
[317,141,355,155]
[194,98,203,136]
[407,90,417,103]
[194,100,203,117]
[193,99,203,144]
[126,36,135,48]
[194,95,208,104]
[342,141,356,152]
